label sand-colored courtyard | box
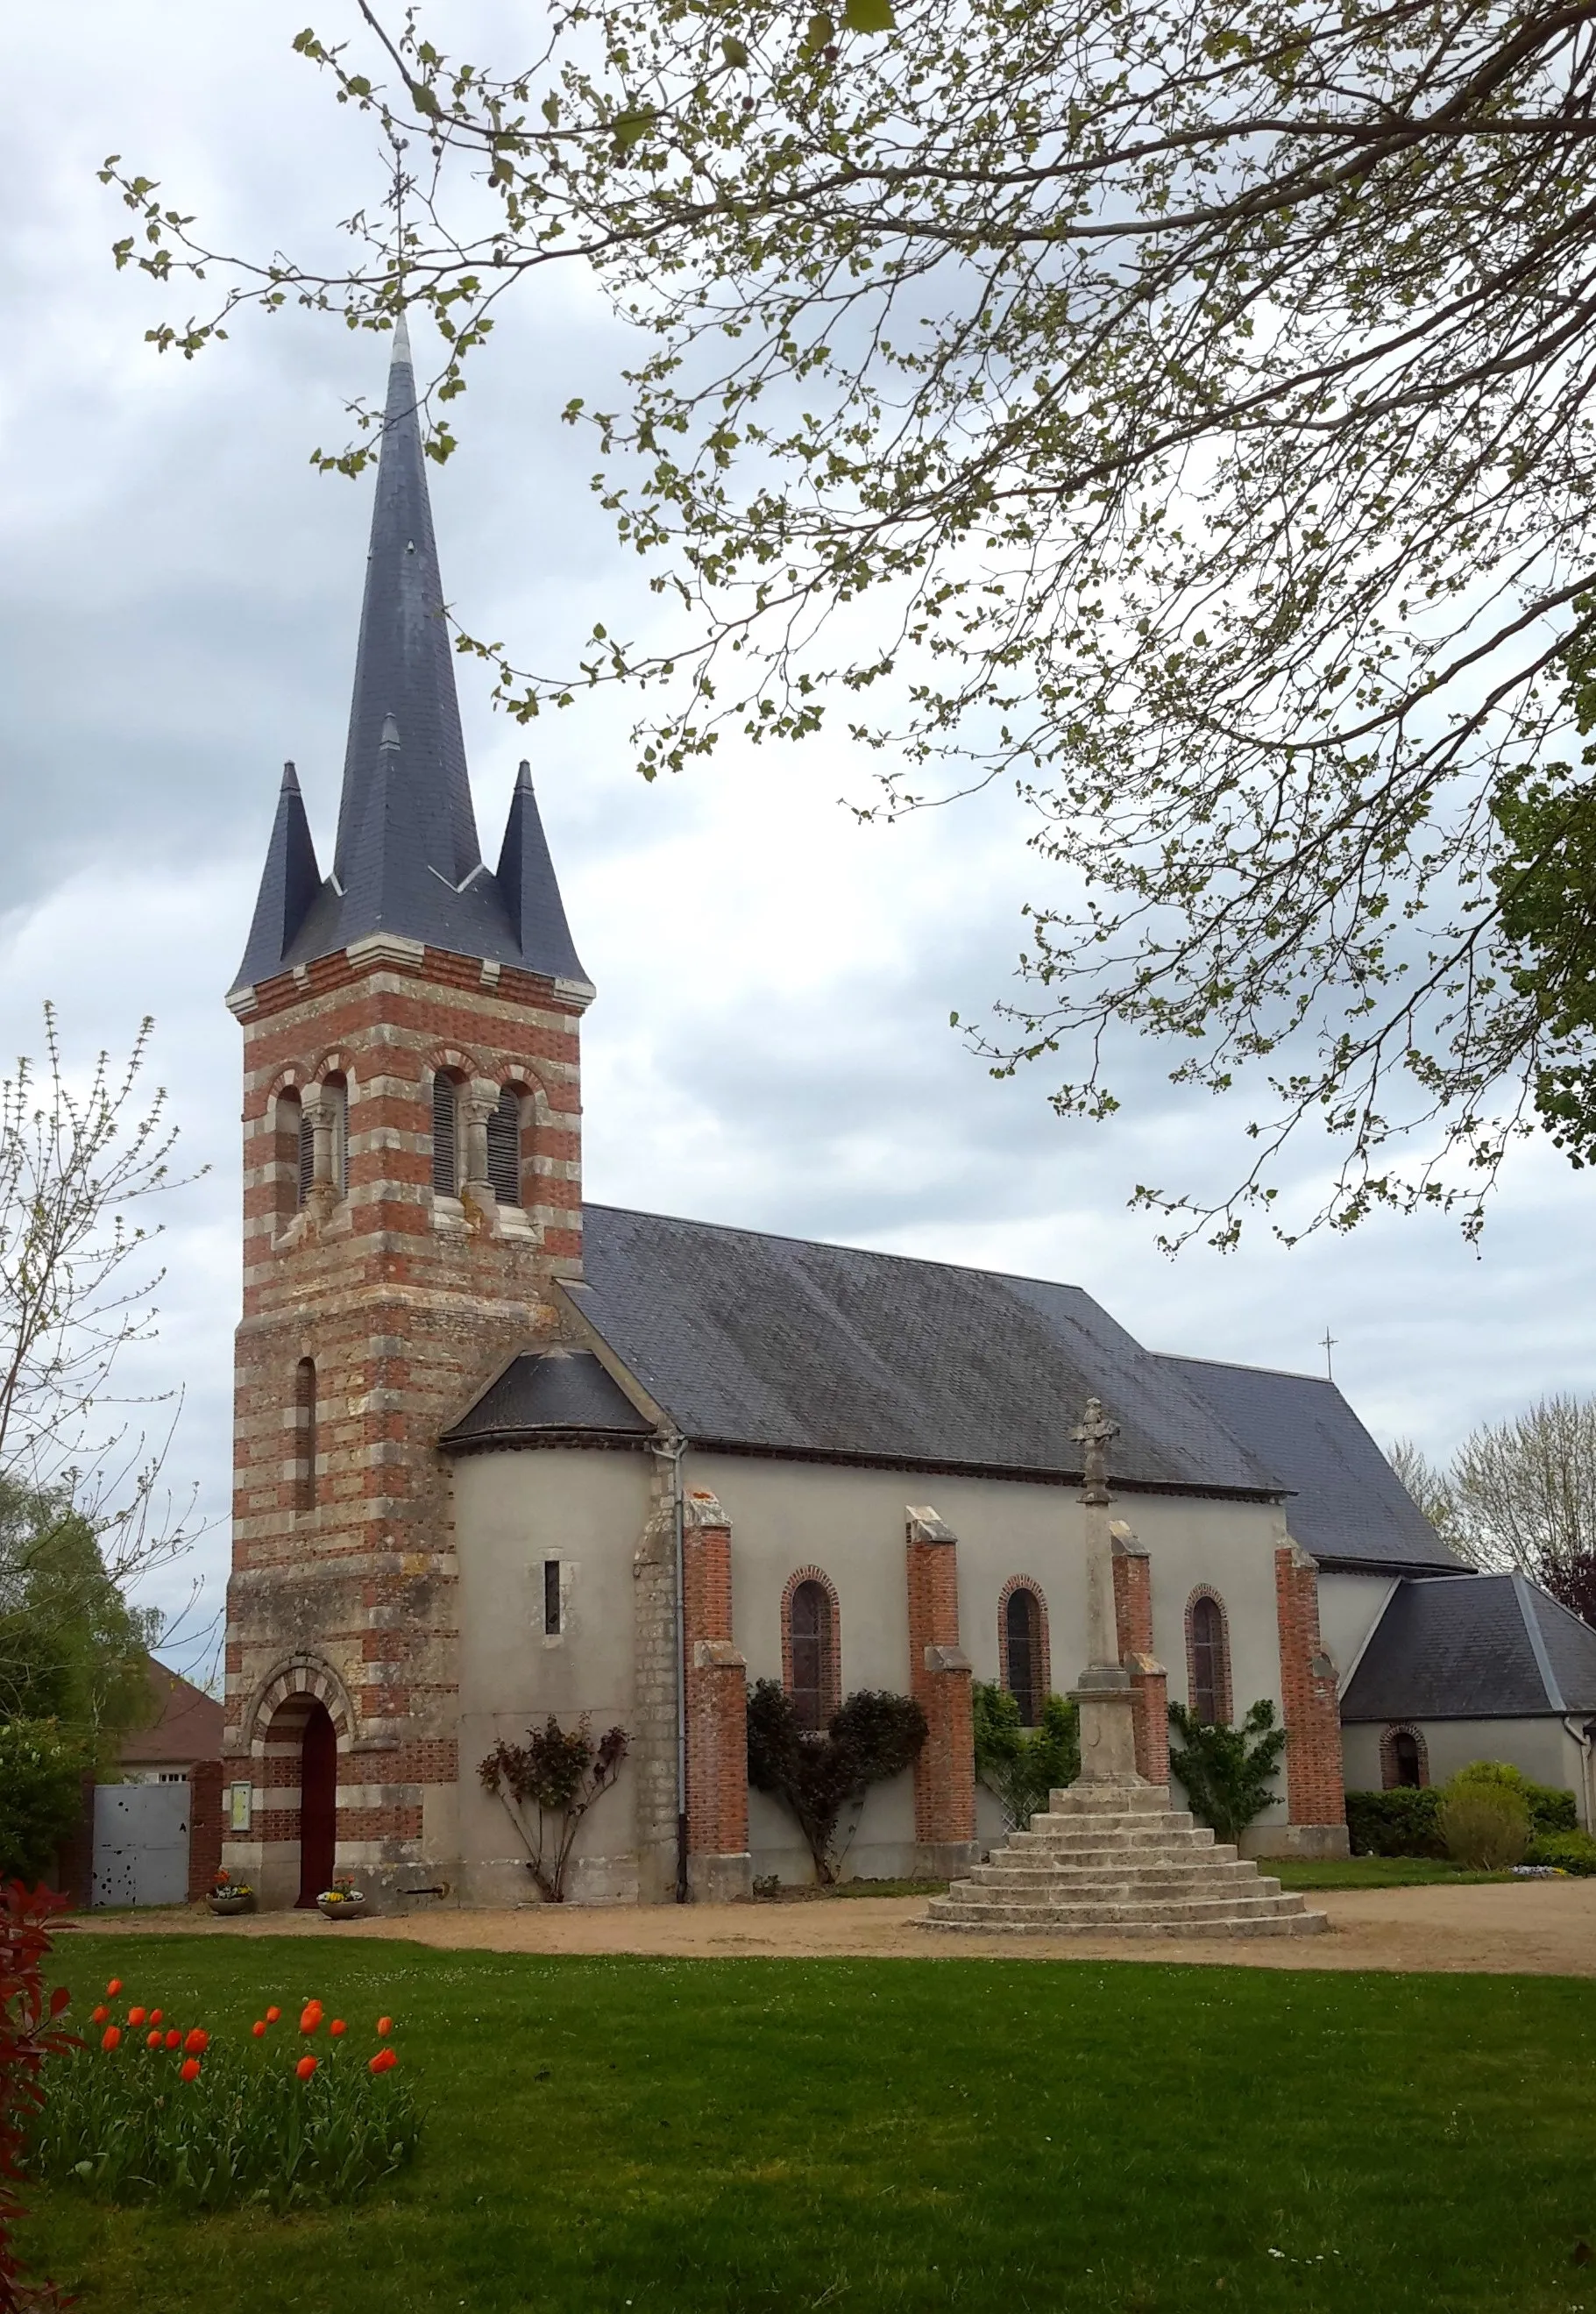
[63,1876,1596,1975]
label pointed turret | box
[228,323,592,1000]
[496,761,587,984]
[232,763,321,991]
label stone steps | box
[918,1779,1329,1941]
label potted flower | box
[316,1875,368,1921]
[207,1868,255,1917]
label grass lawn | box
[21,1935,1596,2314]
[1271,1857,1515,1890]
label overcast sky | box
[7,4,1595,1679]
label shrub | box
[1345,1787,1446,1857]
[0,1722,86,1885]
[747,1682,926,1885]
[1525,1830,1596,1875]
[1167,1699,1287,1845]
[1448,1761,1577,1837]
[971,1683,1080,1830]
[479,1715,628,1902]
[1436,1784,1530,1870]
[30,1981,418,2211]
[1,1881,74,2309]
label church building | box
[219,327,1596,1912]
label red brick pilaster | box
[681,1489,750,1899]
[187,1760,224,1902]
[1275,1540,1346,1834]
[1111,1525,1168,1785]
[905,1508,976,1862]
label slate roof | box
[231,319,586,996]
[1157,1353,1465,1574]
[1341,1572,1596,1720]
[534,1206,1285,1494]
[121,1658,224,1767]
[444,1349,654,1450]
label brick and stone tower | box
[220,319,592,1910]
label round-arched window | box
[1005,1587,1044,1727]
[790,1580,833,1733]
[1190,1594,1227,1724]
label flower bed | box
[31,1979,419,2211]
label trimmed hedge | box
[1346,1788,1444,1858]
[1347,1778,1578,1857]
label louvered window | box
[431,1075,458,1195]
[297,1110,315,1206]
[486,1088,521,1205]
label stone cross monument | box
[1069,1396,1144,1788]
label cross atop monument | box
[1072,1395,1119,1506]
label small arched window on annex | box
[1185,1588,1233,1727]
[431,1068,465,1198]
[1380,1722,1429,1790]
[293,1357,317,1515]
[997,1578,1051,1728]
[485,1082,527,1208]
[782,1567,841,1735]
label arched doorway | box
[296,1700,338,1906]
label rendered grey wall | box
[1341,1714,1591,1826]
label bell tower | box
[220,319,592,1909]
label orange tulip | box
[368,2047,398,2075]
[181,2058,202,2083]
[300,2007,321,2034]
[252,2020,267,2039]
[166,2030,181,2050]
[330,2019,347,2037]
[128,2006,146,2027]
[376,2016,393,2038]
[265,2005,281,2024]
[145,2030,162,2050]
[90,2005,108,2025]
[101,2027,121,2052]
[105,1979,122,1997]
[149,2009,162,2025]
[296,2055,318,2081]
[184,2028,209,2055]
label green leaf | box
[842,0,895,32]
[721,34,749,65]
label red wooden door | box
[296,1702,338,1906]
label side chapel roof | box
[231,317,586,997]
[1341,1572,1596,1720]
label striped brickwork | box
[221,939,589,1908]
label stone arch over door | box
[245,1657,358,1910]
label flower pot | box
[207,1892,255,1916]
[316,1894,368,1921]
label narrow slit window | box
[543,1559,562,1636]
[297,1108,315,1207]
[486,1088,521,1206]
[294,1358,317,1514]
[431,1075,458,1196]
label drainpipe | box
[1562,1716,1596,1831]
[651,1431,690,1904]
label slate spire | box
[230,323,590,996]
[333,314,481,889]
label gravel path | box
[63,1878,1596,1975]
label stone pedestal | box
[1071,1667,1144,1788]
